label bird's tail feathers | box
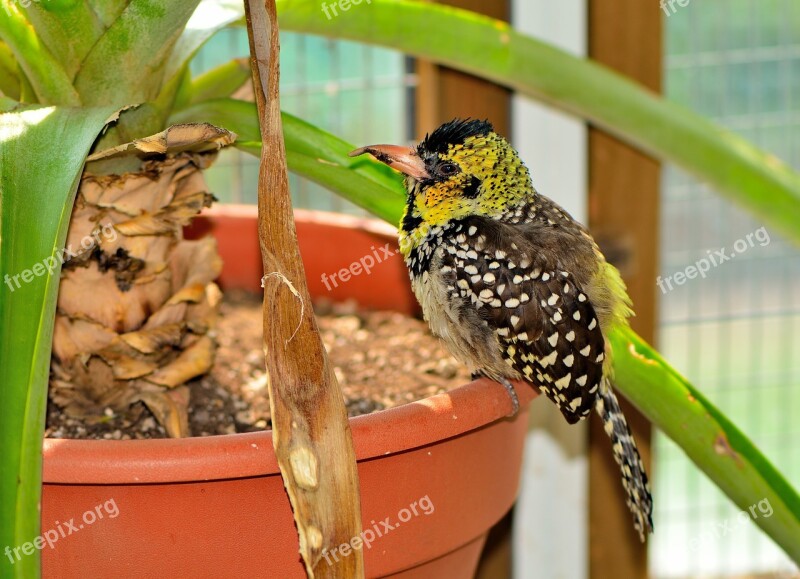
[595,381,654,541]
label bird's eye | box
[438,162,458,176]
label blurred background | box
[191,1,799,577]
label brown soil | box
[45,291,472,440]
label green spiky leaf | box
[0,105,119,579]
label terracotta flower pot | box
[41,206,537,578]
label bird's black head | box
[349,118,532,239]
[417,118,495,156]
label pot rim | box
[208,204,400,238]
[43,378,534,485]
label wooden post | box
[415,0,510,140]
[587,3,662,578]
[415,3,512,576]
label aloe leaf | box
[0,105,119,579]
[609,326,800,562]
[276,0,800,247]
[0,4,79,105]
[184,58,251,106]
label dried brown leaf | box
[134,386,191,438]
[147,335,215,388]
[85,123,236,162]
[120,323,185,354]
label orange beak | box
[349,144,430,180]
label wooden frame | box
[414,2,661,577]
[414,0,510,141]
[587,2,662,578]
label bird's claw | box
[471,372,520,417]
[498,377,520,417]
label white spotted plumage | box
[409,205,653,541]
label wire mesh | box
[652,1,800,577]
[191,27,414,213]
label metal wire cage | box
[192,27,414,213]
[654,1,800,577]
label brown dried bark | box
[243,2,365,577]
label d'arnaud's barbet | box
[351,119,653,540]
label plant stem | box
[243,1,365,577]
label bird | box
[350,118,653,541]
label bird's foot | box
[471,372,520,417]
[498,377,520,417]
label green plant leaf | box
[0,41,20,100]
[21,1,105,81]
[169,98,406,189]
[73,0,202,106]
[169,96,260,140]
[162,0,246,93]
[81,1,245,145]
[184,58,251,106]
[0,105,118,579]
[16,61,34,102]
[0,3,80,105]
[38,0,81,12]
[168,99,407,221]
[169,65,194,118]
[283,150,406,223]
[276,0,800,247]
[87,0,128,28]
[0,95,17,111]
[610,326,800,563]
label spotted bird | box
[351,119,654,540]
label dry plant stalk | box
[243,1,365,577]
[51,125,234,438]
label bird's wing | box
[442,217,605,423]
